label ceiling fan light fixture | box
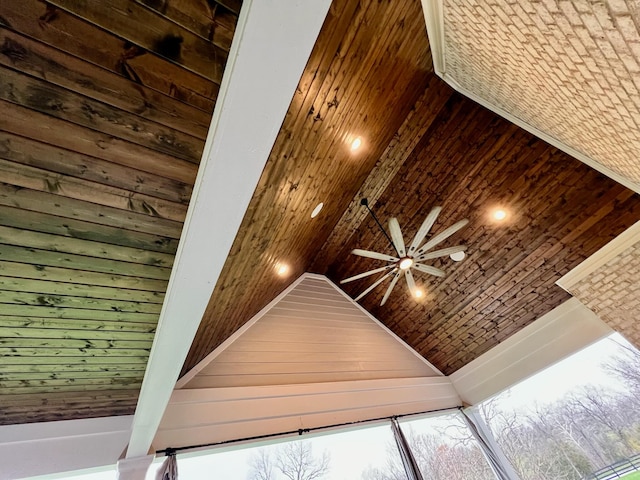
[399,257,414,270]
[450,251,465,262]
[346,206,469,305]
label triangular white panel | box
[182,274,440,389]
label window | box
[397,413,496,480]
[478,333,640,480]
[148,423,403,480]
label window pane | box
[478,333,640,480]
[397,413,496,480]
[148,423,405,480]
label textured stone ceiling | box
[442,0,640,186]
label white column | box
[116,454,155,480]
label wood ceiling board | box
[0,0,242,424]
[0,0,220,111]
[0,132,192,205]
[0,28,211,139]
[0,66,203,164]
[184,0,433,374]
[44,0,228,81]
[319,93,640,375]
[1,102,199,184]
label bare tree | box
[249,449,275,480]
[605,338,640,397]
[248,442,329,480]
[361,418,494,480]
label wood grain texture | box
[321,96,640,374]
[182,0,640,384]
[47,0,227,81]
[184,0,433,374]
[0,0,219,110]
[0,28,211,138]
[0,0,242,424]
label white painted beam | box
[450,299,612,406]
[126,0,333,458]
[154,377,461,450]
[0,416,133,480]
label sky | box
[29,333,637,480]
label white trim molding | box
[557,221,640,291]
[0,416,133,480]
[126,0,333,458]
[420,0,445,75]
[154,377,461,451]
[450,298,612,406]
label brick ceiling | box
[442,0,640,186]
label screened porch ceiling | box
[1,0,640,427]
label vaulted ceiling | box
[1,0,640,428]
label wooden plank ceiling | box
[0,0,241,424]
[183,0,640,378]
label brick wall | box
[443,0,640,185]
[567,240,640,348]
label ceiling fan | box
[342,202,468,305]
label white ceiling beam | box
[125,0,332,458]
[449,298,612,406]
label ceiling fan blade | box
[354,268,397,302]
[405,269,418,297]
[408,206,442,254]
[351,249,398,262]
[413,263,446,277]
[415,219,469,256]
[416,245,467,262]
[388,217,406,257]
[380,270,401,306]
[340,265,394,284]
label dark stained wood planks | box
[323,94,640,374]
[134,0,238,50]
[47,0,228,81]
[183,0,434,374]
[0,0,220,110]
[0,28,211,138]
[0,0,243,424]
[0,66,203,163]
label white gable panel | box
[183,274,440,389]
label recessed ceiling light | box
[413,288,424,299]
[492,208,507,221]
[311,202,323,218]
[450,251,466,262]
[350,137,362,151]
[276,263,289,277]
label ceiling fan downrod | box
[360,198,399,257]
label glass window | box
[147,422,405,480]
[478,333,640,480]
[394,413,496,480]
